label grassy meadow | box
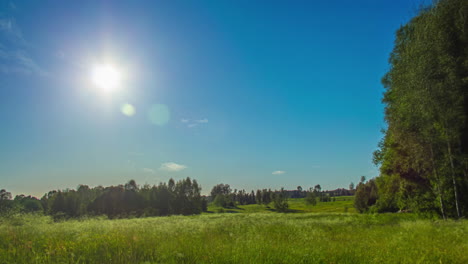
[207,196,356,214]
[1,198,467,264]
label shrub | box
[305,192,317,206]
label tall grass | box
[1,212,467,263]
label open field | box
[1,199,467,264]
[207,197,356,214]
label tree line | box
[210,183,352,212]
[1,178,207,219]
[357,0,468,218]
[209,184,290,212]
[1,181,355,218]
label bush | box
[354,179,378,213]
[272,190,289,212]
[305,192,317,206]
[213,194,234,208]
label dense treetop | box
[366,0,468,218]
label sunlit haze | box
[91,64,122,93]
[0,0,431,198]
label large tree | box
[374,0,468,218]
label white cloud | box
[160,162,187,172]
[182,117,208,128]
[272,170,286,175]
[196,118,208,123]
[142,168,155,174]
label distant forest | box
[0,180,353,219]
[357,0,468,218]
[1,178,205,219]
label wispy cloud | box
[195,119,208,123]
[0,8,46,76]
[272,170,286,175]
[0,49,46,75]
[181,118,209,128]
[142,168,155,174]
[160,162,187,172]
[0,18,24,44]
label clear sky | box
[0,0,430,197]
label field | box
[207,197,356,214]
[1,198,467,264]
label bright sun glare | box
[91,64,121,92]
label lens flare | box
[147,104,170,126]
[121,103,136,117]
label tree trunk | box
[446,137,462,218]
[430,145,446,220]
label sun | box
[91,64,122,92]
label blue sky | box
[0,0,429,197]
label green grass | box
[207,196,356,214]
[1,198,467,263]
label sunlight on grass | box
[1,212,466,263]
[207,196,356,214]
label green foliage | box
[375,0,468,218]
[305,191,317,206]
[14,195,43,213]
[210,183,231,197]
[201,197,208,212]
[231,189,256,205]
[262,189,272,206]
[320,193,331,202]
[271,189,289,212]
[208,196,356,214]
[0,189,13,213]
[354,179,378,213]
[16,178,206,219]
[373,174,400,213]
[210,184,238,208]
[255,190,262,204]
[213,194,230,208]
